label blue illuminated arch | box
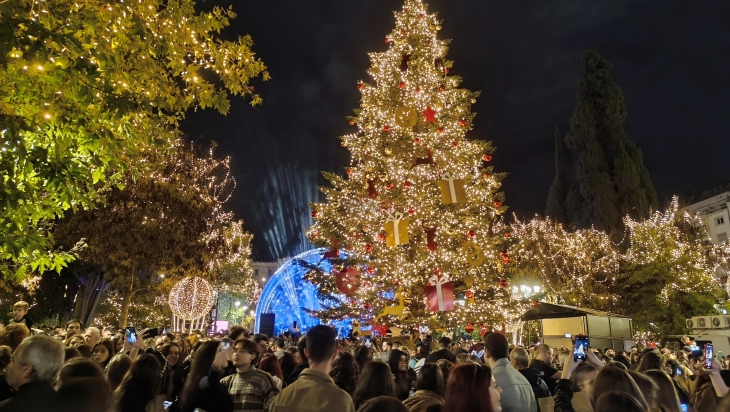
[255,249,351,336]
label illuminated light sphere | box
[169,277,215,320]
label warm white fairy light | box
[169,277,215,320]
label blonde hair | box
[13,301,28,311]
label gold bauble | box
[395,107,418,128]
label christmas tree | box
[307,0,519,333]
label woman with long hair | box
[402,363,444,412]
[644,370,681,412]
[358,396,411,412]
[329,351,358,396]
[113,353,165,412]
[91,339,115,370]
[441,363,501,412]
[159,342,185,402]
[388,349,417,400]
[179,340,233,412]
[636,351,664,374]
[352,361,397,409]
[279,351,297,381]
[591,366,649,409]
[354,344,373,372]
[0,323,29,351]
[259,353,286,390]
[594,392,646,412]
[107,354,133,392]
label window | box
[254,268,259,277]
[268,268,273,277]
[716,217,725,225]
[718,233,728,242]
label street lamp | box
[234,301,240,326]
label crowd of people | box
[1,299,730,411]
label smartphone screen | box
[220,338,231,351]
[364,338,372,348]
[125,327,137,344]
[574,336,589,362]
[680,404,689,412]
[163,401,173,410]
[675,365,682,376]
[705,344,714,369]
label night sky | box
[182,0,730,262]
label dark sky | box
[183,0,730,262]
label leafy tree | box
[54,140,241,326]
[0,0,268,277]
[546,50,656,236]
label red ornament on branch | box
[348,120,355,126]
[494,201,502,208]
[482,154,492,162]
[357,83,364,90]
[364,302,372,310]
[425,225,438,251]
[439,85,445,92]
[423,106,437,125]
[451,141,458,147]
[483,173,490,180]
[413,137,421,144]
[378,232,387,242]
[531,301,541,308]
[399,81,406,89]
[465,323,474,333]
[383,125,391,132]
[367,266,375,274]
[415,87,420,93]
[437,128,444,134]
[311,211,318,218]
[498,277,509,288]
[403,181,412,189]
[386,183,394,191]
[367,180,378,199]
[364,243,374,253]
[467,230,476,238]
[465,290,475,299]
[346,168,353,175]
[459,119,467,127]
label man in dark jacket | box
[510,347,551,409]
[424,336,457,365]
[0,335,65,412]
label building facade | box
[683,191,730,244]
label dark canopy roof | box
[521,302,631,321]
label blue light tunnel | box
[254,249,353,336]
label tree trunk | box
[120,283,134,327]
[73,267,109,327]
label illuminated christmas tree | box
[307,0,518,332]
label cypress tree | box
[545,127,569,223]
[546,50,657,235]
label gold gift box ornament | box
[437,172,467,204]
[384,212,410,247]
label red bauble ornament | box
[311,211,318,218]
[482,154,492,162]
[465,290,475,299]
[483,173,490,179]
[349,298,357,305]
[401,29,407,36]
[367,266,375,274]
[498,277,509,288]
[418,13,425,19]
[407,206,416,216]
[378,232,387,242]
[432,267,441,276]
[385,37,390,43]
[459,119,467,127]
[367,180,378,199]
[357,83,364,90]
[465,323,474,333]
[383,125,391,132]
[494,201,502,208]
[364,302,372,310]
[386,183,394,191]
[415,87,421,93]
[414,137,421,144]
[346,168,353,175]
[437,128,445,134]
[451,141,458,147]
[467,230,476,238]
[403,181,412,189]
[445,68,450,74]
[348,120,355,126]
[531,300,541,307]
[336,267,361,295]
[399,81,406,89]
[439,85,445,92]
[364,243,374,253]
[503,232,511,238]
